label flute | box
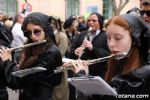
[55,52,127,73]
[9,40,46,52]
[54,52,127,73]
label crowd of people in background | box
[0,0,150,100]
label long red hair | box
[105,16,141,83]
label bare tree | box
[111,0,129,15]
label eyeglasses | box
[140,10,150,17]
[87,19,98,23]
[24,29,43,37]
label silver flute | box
[54,52,127,73]
[9,40,46,52]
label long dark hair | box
[88,12,105,31]
[19,15,53,69]
[50,16,63,32]
[19,35,51,69]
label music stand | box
[68,76,117,96]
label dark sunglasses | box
[24,29,43,37]
[140,10,150,17]
[87,19,98,23]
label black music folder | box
[12,67,46,77]
[68,76,117,96]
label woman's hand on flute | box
[0,47,12,62]
[62,59,89,74]
[70,59,89,74]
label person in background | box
[0,13,13,45]
[50,16,68,57]
[2,14,13,30]
[77,15,87,32]
[11,13,27,48]
[10,13,27,64]
[2,14,10,23]
[63,17,79,59]
[64,14,150,99]
[140,0,150,25]
[140,0,150,63]
[0,12,62,100]
[3,19,14,31]
[71,12,110,78]
[50,16,69,100]
[63,16,80,100]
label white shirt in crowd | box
[11,23,27,48]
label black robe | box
[0,23,12,100]
[111,65,150,94]
[3,44,62,100]
[70,30,110,78]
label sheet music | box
[68,76,117,96]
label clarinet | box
[78,27,92,59]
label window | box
[66,0,79,18]
[0,0,17,16]
[103,0,113,19]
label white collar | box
[95,29,100,36]
[89,29,100,36]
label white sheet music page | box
[68,76,117,96]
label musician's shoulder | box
[47,44,60,52]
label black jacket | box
[0,23,13,47]
[0,23,12,100]
[3,44,62,100]
[111,65,150,94]
[0,63,8,100]
[70,30,110,77]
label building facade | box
[1,0,140,20]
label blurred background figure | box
[50,16,69,100]
[63,16,80,100]
[50,16,68,57]
[140,0,150,25]
[140,0,150,63]
[2,15,13,30]
[11,13,27,48]
[10,13,27,64]
[63,17,79,58]
[77,15,87,33]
